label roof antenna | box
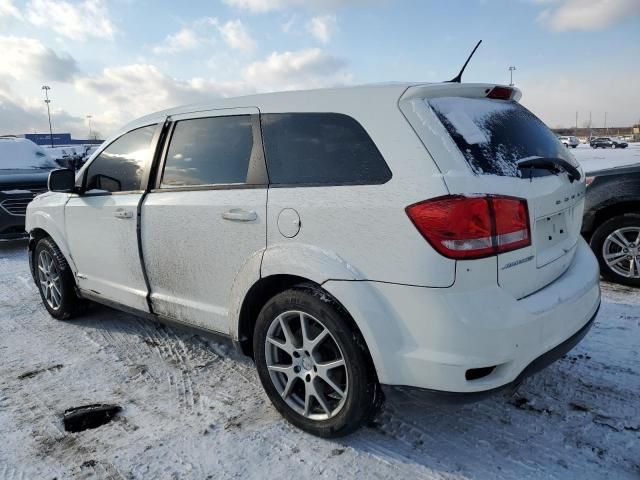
[447,40,482,83]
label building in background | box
[21,133,103,147]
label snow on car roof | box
[0,137,57,170]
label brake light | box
[486,86,513,100]
[406,195,530,259]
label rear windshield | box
[428,97,576,177]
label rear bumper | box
[324,237,601,393]
[382,303,598,403]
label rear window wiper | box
[516,157,581,183]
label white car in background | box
[559,135,580,148]
[26,83,601,437]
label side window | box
[161,115,254,187]
[85,125,157,192]
[261,113,391,186]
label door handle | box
[222,209,257,222]
[114,209,134,219]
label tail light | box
[406,195,530,260]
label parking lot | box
[1,236,638,480]
[571,142,640,172]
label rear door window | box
[161,115,254,187]
[261,113,391,186]
[428,97,577,177]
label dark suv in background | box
[0,138,59,239]
[590,137,628,149]
[583,164,640,286]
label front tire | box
[590,214,640,287]
[253,285,381,437]
[34,237,86,319]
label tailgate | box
[399,84,585,298]
[483,175,584,299]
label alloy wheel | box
[264,310,348,420]
[602,227,640,279]
[38,250,62,310]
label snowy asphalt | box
[571,142,640,172]
[0,239,638,479]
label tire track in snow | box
[83,313,201,412]
[0,464,47,480]
[75,460,128,480]
[366,357,639,479]
[82,309,261,416]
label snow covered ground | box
[572,142,640,173]
[0,240,638,480]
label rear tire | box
[34,237,87,319]
[590,214,640,287]
[253,285,381,437]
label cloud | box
[153,19,256,55]
[0,80,85,136]
[26,0,115,41]
[0,0,22,20]
[0,36,78,82]
[74,64,252,132]
[71,48,349,133]
[537,0,640,31]
[243,48,349,90]
[153,28,200,54]
[214,19,257,52]
[307,14,337,43]
[224,0,379,13]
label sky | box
[0,0,639,139]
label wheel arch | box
[590,201,640,238]
[236,273,311,358]
[27,211,77,274]
[232,243,365,355]
[235,274,378,383]
[27,227,76,280]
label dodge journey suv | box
[26,83,601,437]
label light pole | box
[41,85,54,148]
[86,115,93,140]
[604,112,608,135]
[508,66,516,87]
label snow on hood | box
[0,138,57,170]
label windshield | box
[428,97,577,177]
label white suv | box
[26,83,601,437]
[559,135,579,148]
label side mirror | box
[48,169,76,193]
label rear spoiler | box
[400,83,522,103]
